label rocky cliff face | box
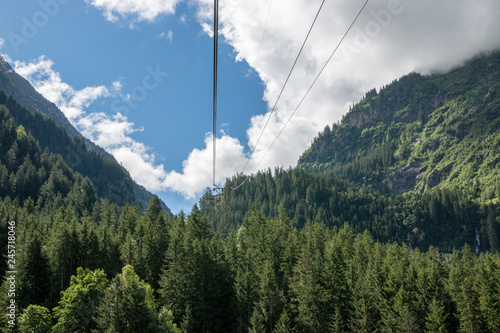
[0,55,13,72]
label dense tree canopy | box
[1,199,499,332]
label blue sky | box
[1,0,500,213]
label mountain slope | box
[0,55,80,138]
[0,91,137,207]
[0,56,168,210]
[200,52,500,252]
[298,51,500,201]
[0,102,100,213]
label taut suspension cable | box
[213,0,219,189]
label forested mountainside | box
[201,168,499,253]
[0,90,137,207]
[0,55,79,138]
[200,52,500,251]
[299,51,500,199]
[200,52,500,253]
[0,56,166,209]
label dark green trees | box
[159,205,235,332]
[94,265,157,332]
[0,192,499,332]
[201,167,495,252]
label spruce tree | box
[425,298,448,333]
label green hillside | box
[299,51,500,201]
[0,56,168,210]
[0,90,137,207]
[201,168,499,253]
[200,52,500,253]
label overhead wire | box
[232,0,371,190]
[250,0,371,173]
[213,0,219,189]
[240,0,327,175]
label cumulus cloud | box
[13,56,111,120]
[85,0,182,26]
[9,57,168,192]
[164,133,248,199]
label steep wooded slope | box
[299,51,500,201]
[0,56,168,210]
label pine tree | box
[322,231,353,331]
[477,253,500,332]
[233,241,259,332]
[425,298,448,333]
[143,195,169,289]
[446,246,485,333]
[290,243,325,332]
[272,309,295,333]
[159,206,235,332]
[78,216,100,270]
[378,244,419,332]
[18,233,51,308]
[250,260,285,333]
[159,214,188,323]
[350,231,381,332]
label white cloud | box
[10,57,169,193]
[112,145,168,191]
[155,31,174,41]
[0,38,4,50]
[164,133,248,199]
[191,0,500,175]
[86,0,182,26]
[112,79,123,92]
[13,56,111,120]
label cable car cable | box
[240,0,327,175]
[213,0,219,189]
[232,0,370,190]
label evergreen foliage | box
[0,187,497,332]
[201,168,499,252]
[0,91,136,206]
